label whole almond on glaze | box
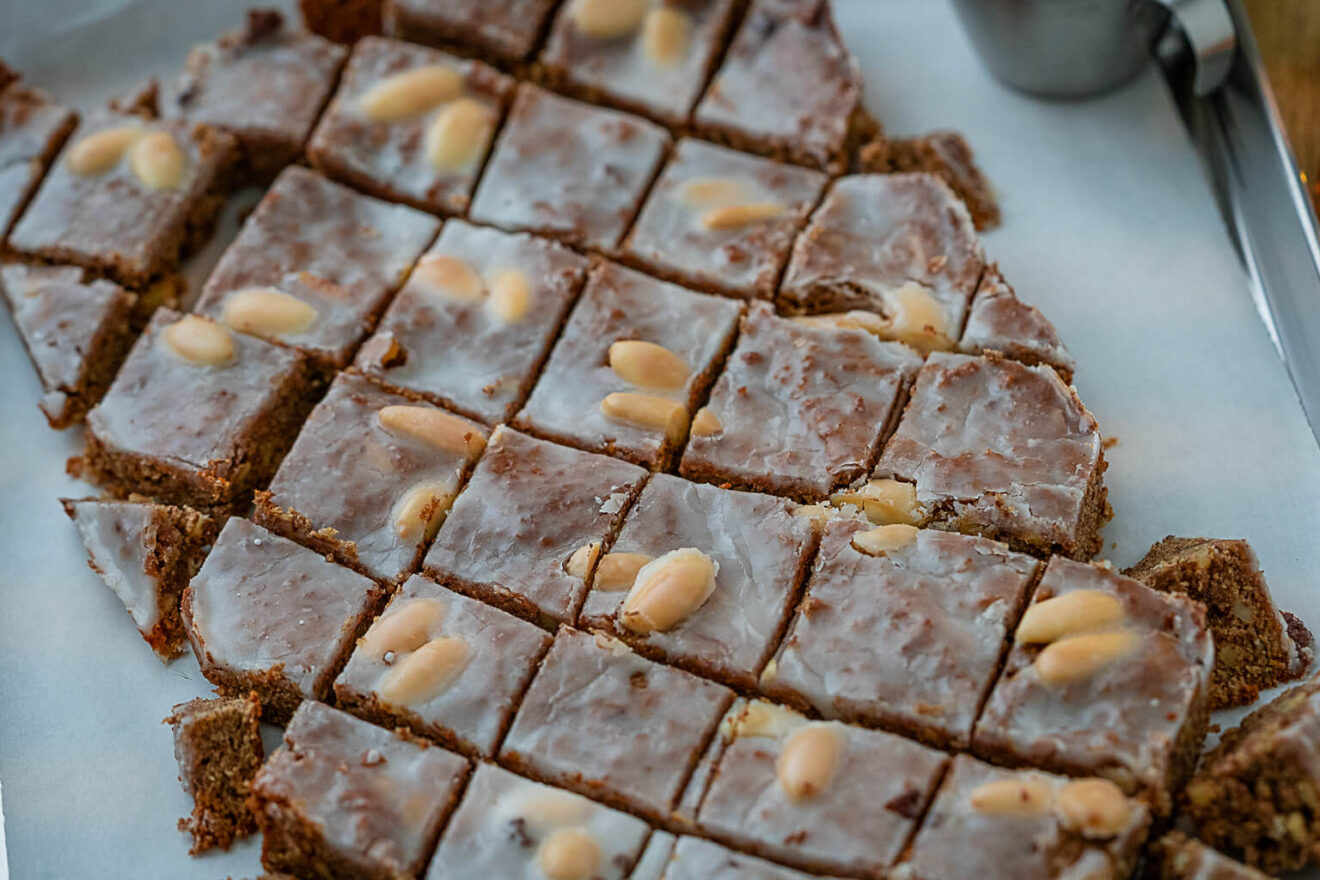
[426,96,495,171]
[221,288,317,339]
[486,268,532,323]
[360,65,463,121]
[377,405,487,458]
[161,315,235,367]
[599,392,688,441]
[379,636,470,705]
[66,125,140,176]
[968,778,1054,816]
[129,130,187,190]
[1034,629,1140,685]
[777,724,845,802]
[412,253,484,301]
[608,340,690,391]
[571,0,647,39]
[1015,590,1126,645]
[620,548,717,634]
[642,8,692,66]
[537,827,601,880]
[359,598,446,659]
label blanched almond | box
[884,282,953,351]
[689,408,723,437]
[1054,778,1133,838]
[412,253,484,301]
[537,827,601,880]
[486,268,532,323]
[1034,629,1140,685]
[161,315,234,367]
[359,598,446,659]
[609,340,690,391]
[360,65,463,121]
[968,778,1053,816]
[377,405,487,458]
[851,523,919,556]
[426,96,495,171]
[66,125,140,176]
[379,636,470,705]
[642,7,691,66]
[566,541,602,580]
[129,130,187,190]
[726,700,804,740]
[571,0,647,39]
[701,202,783,230]
[620,548,717,634]
[594,552,651,591]
[830,479,923,526]
[220,288,317,339]
[392,480,455,544]
[777,724,845,802]
[1015,590,1126,645]
[599,392,688,441]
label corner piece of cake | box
[1127,536,1312,709]
[958,264,1076,383]
[166,693,264,854]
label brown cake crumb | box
[166,693,264,855]
[1126,536,1312,708]
[298,0,383,43]
[860,130,1000,231]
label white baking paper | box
[2,0,1319,877]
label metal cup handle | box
[1156,0,1237,95]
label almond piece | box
[968,777,1054,816]
[571,0,648,39]
[359,598,446,659]
[379,636,470,705]
[1034,629,1140,685]
[851,523,919,556]
[594,552,651,591]
[620,547,717,634]
[360,65,464,121]
[412,253,484,301]
[830,479,924,526]
[378,405,487,458]
[538,828,601,880]
[599,392,688,441]
[608,340,690,391]
[566,541,602,580]
[129,130,187,190]
[642,7,692,66]
[426,96,495,171]
[689,408,723,437]
[701,202,784,230]
[1015,590,1126,645]
[392,480,455,545]
[1054,778,1133,838]
[66,125,140,176]
[777,724,845,802]
[161,315,235,367]
[220,288,318,340]
[884,282,954,351]
[486,268,532,323]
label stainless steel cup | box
[950,0,1237,98]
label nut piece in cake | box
[1147,832,1272,880]
[693,0,865,173]
[383,0,561,67]
[973,557,1213,815]
[890,755,1150,879]
[62,497,217,661]
[764,520,1040,748]
[958,264,1076,382]
[469,84,670,251]
[356,220,589,424]
[874,351,1109,560]
[250,700,469,879]
[515,261,742,469]
[685,699,947,876]
[621,138,828,300]
[1,263,138,428]
[426,763,651,879]
[867,130,1002,231]
[539,0,741,126]
[255,372,486,583]
[0,77,77,243]
[1183,673,1320,873]
[499,626,734,821]
[779,173,984,352]
[166,693,264,854]
[679,302,922,500]
[424,426,647,626]
[1126,536,1312,709]
[79,308,318,512]
[194,166,439,368]
[334,573,550,756]
[10,110,234,287]
[308,37,514,215]
[182,518,386,723]
[157,9,347,182]
[578,473,817,690]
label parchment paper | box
[2,0,1319,877]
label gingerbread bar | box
[10,110,233,287]
[890,755,1150,879]
[469,84,670,251]
[157,9,347,181]
[383,0,560,68]
[254,372,488,583]
[79,309,317,511]
[62,497,217,662]
[763,519,1041,748]
[973,557,1213,814]
[194,166,438,368]
[621,138,828,300]
[538,0,740,126]
[0,75,77,242]
[307,37,514,216]
[334,573,551,756]
[250,700,469,879]
[578,473,816,690]
[426,763,651,879]
[1184,673,1320,873]
[872,130,1002,231]
[424,426,647,626]
[779,173,984,351]
[959,264,1076,382]
[686,699,947,877]
[693,0,866,174]
[182,517,385,722]
[515,260,741,469]
[166,693,264,854]
[499,627,734,822]
[874,351,1109,559]
[1,263,138,428]
[355,220,589,424]
[1128,536,1312,709]
[679,302,922,500]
